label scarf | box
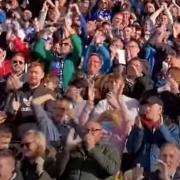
[141,116,161,130]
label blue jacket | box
[127,123,180,172]
[32,104,82,149]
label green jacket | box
[33,34,82,90]
[53,142,121,180]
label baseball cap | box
[140,96,163,106]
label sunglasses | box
[21,141,34,148]
[59,43,70,47]
[13,60,24,65]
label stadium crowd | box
[0,0,180,179]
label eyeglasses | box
[21,141,34,148]
[13,60,24,65]
[85,128,102,134]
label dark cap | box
[141,96,163,106]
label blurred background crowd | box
[0,0,180,179]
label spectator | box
[127,95,180,173]
[65,78,88,119]
[32,96,82,149]
[20,130,54,180]
[150,143,180,180]
[54,121,121,180]
[93,73,139,125]
[0,127,12,150]
[125,58,153,100]
[5,61,53,139]
[0,149,23,180]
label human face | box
[88,55,102,75]
[55,100,73,123]
[78,0,90,15]
[135,30,142,40]
[142,103,162,121]
[146,3,155,14]
[85,122,103,143]
[160,15,169,26]
[60,39,72,55]
[112,14,123,29]
[111,79,124,94]
[0,157,15,180]
[123,27,132,41]
[110,39,124,50]
[160,145,180,176]
[28,66,44,87]
[66,86,81,101]
[22,134,38,159]
[0,137,11,150]
[122,10,130,20]
[99,0,108,10]
[127,60,143,78]
[23,10,32,21]
[126,41,140,59]
[87,21,96,36]
[11,55,25,75]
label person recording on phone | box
[51,121,120,180]
[126,95,180,173]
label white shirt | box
[92,95,139,125]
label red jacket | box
[0,59,11,79]
[12,37,30,60]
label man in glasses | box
[0,53,27,111]
[33,20,82,92]
[4,61,54,140]
[6,53,27,91]
[54,121,120,180]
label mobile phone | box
[116,49,126,65]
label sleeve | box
[158,123,180,144]
[69,34,83,67]
[79,14,88,42]
[88,144,121,175]
[12,38,30,59]
[38,9,48,30]
[79,102,94,126]
[33,39,54,71]
[92,100,107,119]
[126,127,144,154]
[32,104,60,142]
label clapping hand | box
[84,132,96,151]
[65,128,82,151]
[107,92,120,110]
[35,156,45,176]
[6,75,23,91]
[133,164,144,180]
